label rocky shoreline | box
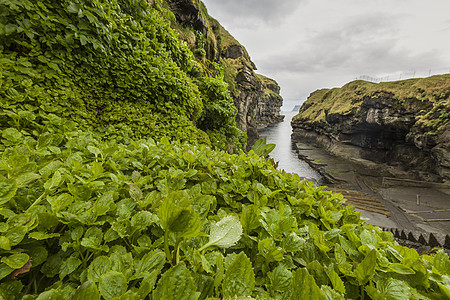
[293,140,450,254]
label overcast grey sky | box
[201,0,450,110]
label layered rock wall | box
[166,0,284,147]
[292,75,450,182]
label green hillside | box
[294,75,450,137]
[0,0,245,151]
[0,0,449,299]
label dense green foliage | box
[0,0,244,150]
[1,0,449,299]
[0,121,449,299]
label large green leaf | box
[433,249,450,276]
[387,263,415,275]
[267,265,292,293]
[282,232,305,252]
[59,256,82,280]
[240,205,261,233]
[137,270,160,299]
[222,252,255,298]
[360,229,378,249]
[133,249,165,279]
[98,271,127,300]
[250,137,276,157]
[1,253,29,269]
[326,265,345,294]
[153,263,200,300]
[158,191,201,239]
[88,256,112,283]
[0,264,14,281]
[355,249,377,285]
[0,237,11,251]
[15,172,41,188]
[321,285,345,300]
[0,178,16,205]
[290,268,325,300]
[365,277,412,300]
[35,289,65,300]
[72,280,101,300]
[199,215,243,251]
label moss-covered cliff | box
[292,75,450,182]
[165,0,284,147]
[0,0,283,152]
[1,0,250,152]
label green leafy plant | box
[250,137,276,157]
[0,0,245,150]
[198,215,243,252]
[0,126,448,299]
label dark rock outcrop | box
[292,75,450,183]
[254,75,284,129]
[167,0,208,36]
[165,0,284,147]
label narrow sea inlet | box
[258,111,320,181]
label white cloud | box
[201,0,450,105]
[202,0,304,27]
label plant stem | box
[26,191,47,212]
[174,239,181,265]
[164,230,172,262]
[197,241,212,253]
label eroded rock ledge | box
[292,75,450,183]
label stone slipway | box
[295,141,450,251]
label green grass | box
[294,74,450,132]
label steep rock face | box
[255,75,285,129]
[165,0,284,147]
[433,124,450,180]
[292,75,450,182]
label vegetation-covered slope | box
[0,0,245,151]
[293,75,450,134]
[1,0,449,299]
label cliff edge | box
[291,75,450,183]
[166,0,284,147]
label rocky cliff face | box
[165,0,284,147]
[292,75,450,183]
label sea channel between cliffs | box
[260,76,450,252]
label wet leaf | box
[98,271,127,300]
[199,215,243,251]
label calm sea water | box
[259,111,321,181]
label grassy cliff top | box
[293,74,450,124]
